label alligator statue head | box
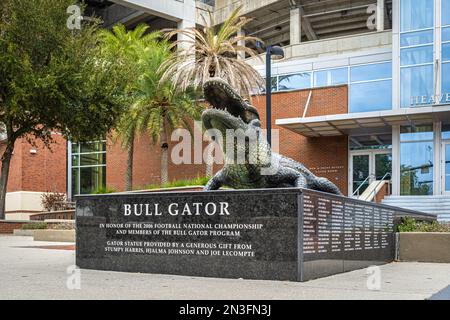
[202,78,270,167]
[202,78,260,134]
[201,78,343,195]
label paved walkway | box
[1,235,450,300]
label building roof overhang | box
[275,105,450,137]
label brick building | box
[2,0,450,221]
[0,85,347,219]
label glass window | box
[350,80,392,113]
[400,125,434,196]
[313,68,348,87]
[80,141,106,153]
[349,134,392,150]
[71,143,79,154]
[400,64,434,107]
[400,0,434,32]
[270,77,277,92]
[352,154,370,195]
[443,43,450,62]
[71,140,106,195]
[278,73,311,91]
[400,142,434,195]
[442,122,450,140]
[80,153,106,166]
[444,0,450,26]
[71,168,79,199]
[349,62,392,113]
[375,154,392,180]
[400,30,434,46]
[400,124,434,141]
[399,0,434,108]
[445,144,450,192]
[80,166,106,195]
[443,63,450,94]
[350,62,391,82]
[400,45,434,66]
[443,27,450,42]
[72,155,79,166]
[442,26,450,100]
[262,77,278,92]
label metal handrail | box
[352,174,375,197]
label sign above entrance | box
[410,93,450,107]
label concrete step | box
[382,196,450,221]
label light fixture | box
[267,45,285,60]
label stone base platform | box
[76,188,431,281]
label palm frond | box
[159,5,264,98]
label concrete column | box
[290,7,302,45]
[392,125,400,196]
[67,141,73,200]
[434,121,441,196]
[177,19,195,51]
[377,0,385,31]
[392,0,400,109]
[237,28,246,60]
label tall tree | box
[160,6,264,99]
[0,0,128,218]
[132,40,203,184]
[99,24,160,191]
[160,6,264,177]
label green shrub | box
[93,186,117,194]
[142,176,210,190]
[397,217,450,232]
[22,222,48,230]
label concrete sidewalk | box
[1,235,450,300]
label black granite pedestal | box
[76,188,415,281]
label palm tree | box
[132,39,203,184]
[99,24,160,191]
[160,6,264,99]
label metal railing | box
[352,174,375,197]
[352,172,392,201]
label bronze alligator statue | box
[202,78,342,195]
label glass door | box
[351,153,371,196]
[350,150,392,197]
[375,152,392,181]
[442,142,450,194]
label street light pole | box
[266,48,272,146]
[265,45,285,146]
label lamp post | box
[265,45,285,146]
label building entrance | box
[350,150,392,197]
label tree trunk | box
[160,123,169,185]
[0,140,15,220]
[125,135,134,191]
